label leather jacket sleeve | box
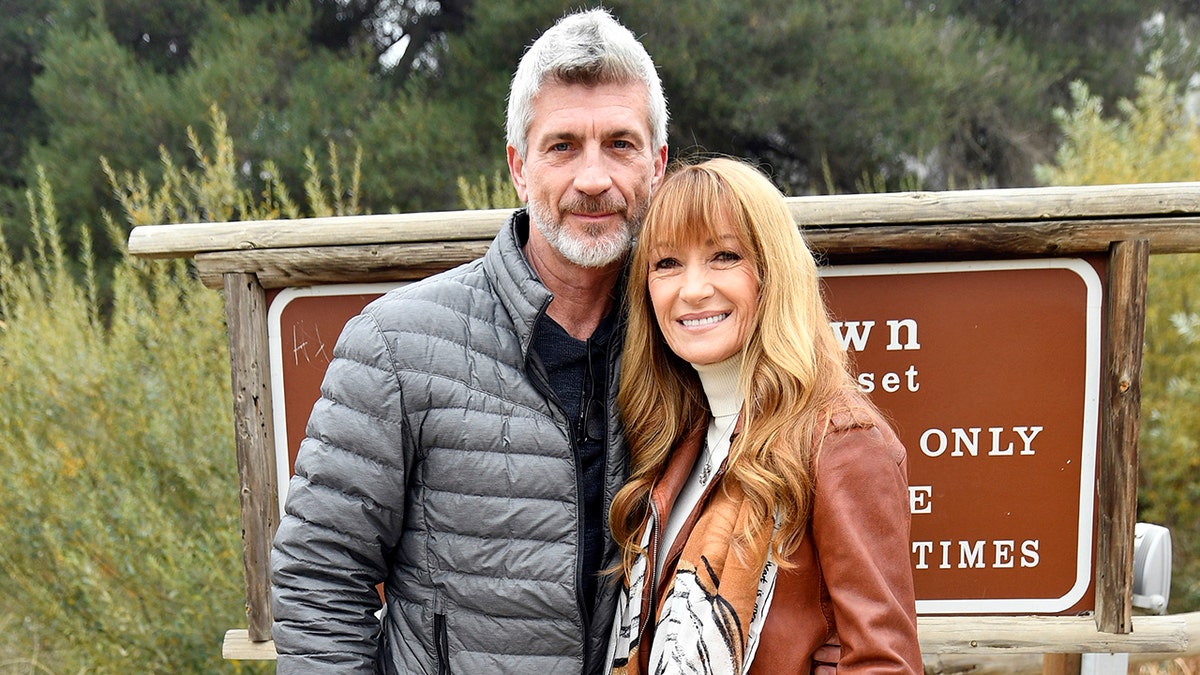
[809,418,923,673]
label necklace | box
[699,415,738,484]
[699,441,715,484]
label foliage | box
[308,0,472,77]
[621,0,1053,192]
[935,2,1200,115]
[18,2,379,259]
[12,0,497,267]
[934,0,1149,105]
[0,107,360,673]
[1039,57,1200,185]
[0,180,260,674]
[455,170,520,211]
[421,0,1059,194]
[16,0,1200,272]
[0,0,54,193]
[1038,58,1200,611]
[97,0,218,74]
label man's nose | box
[573,147,614,196]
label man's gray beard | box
[528,199,638,268]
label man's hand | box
[812,636,841,674]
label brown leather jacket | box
[640,401,922,674]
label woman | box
[606,158,922,674]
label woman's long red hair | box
[609,158,870,576]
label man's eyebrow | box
[541,126,646,140]
[607,126,648,140]
[536,131,606,149]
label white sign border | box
[267,282,404,521]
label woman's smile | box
[647,228,759,366]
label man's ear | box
[507,145,529,202]
[652,144,668,191]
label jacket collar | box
[651,415,745,524]
[483,209,553,366]
[483,208,631,367]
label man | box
[271,9,667,674]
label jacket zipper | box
[637,501,663,652]
[525,308,592,674]
[569,408,591,675]
[434,613,450,675]
[637,456,727,658]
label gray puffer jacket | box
[271,210,628,674]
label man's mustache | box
[561,195,627,216]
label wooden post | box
[1094,239,1150,634]
[223,272,280,642]
[1043,653,1082,675]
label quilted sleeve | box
[270,309,411,674]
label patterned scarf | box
[606,477,778,674]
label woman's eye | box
[714,250,742,264]
[652,257,680,270]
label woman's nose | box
[679,265,714,303]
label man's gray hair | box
[506,8,668,159]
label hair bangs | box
[639,165,758,266]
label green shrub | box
[0,181,260,673]
[0,105,361,674]
[1039,56,1200,611]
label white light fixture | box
[1131,522,1171,615]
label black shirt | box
[531,309,617,618]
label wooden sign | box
[823,258,1102,614]
[265,258,1103,615]
[266,283,402,505]
[128,182,1200,653]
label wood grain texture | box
[195,241,491,289]
[222,273,280,642]
[127,183,1200,262]
[1094,240,1151,634]
[166,218,1200,288]
[223,612,1194,661]
[128,208,511,258]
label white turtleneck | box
[655,354,745,583]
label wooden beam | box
[786,182,1200,227]
[224,614,1191,661]
[929,612,1200,675]
[195,241,491,289]
[1041,653,1082,675]
[805,217,1200,261]
[916,615,1186,654]
[127,183,1200,260]
[222,272,280,642]
[128,208,510,259]
[1095,240,1150,634]
[224,629,279,660]
[177,217,1200,289]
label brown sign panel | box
[822,259,1102,614]
[267,259,1103,614]
[268,283,402,489]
